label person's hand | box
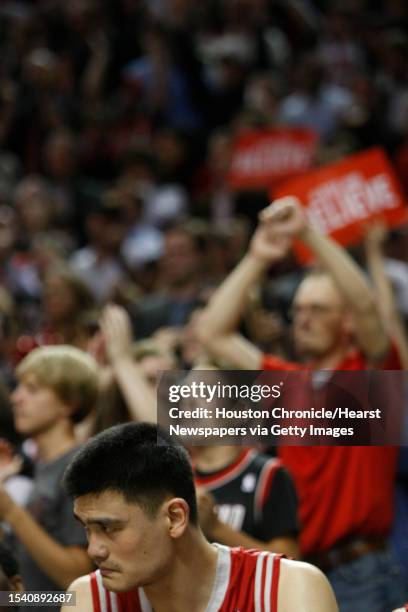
[100,305,134,365]
[363,220,388,251]
[0,439,23,483]
[196,488,218,536]
[153,326,183,352]
[249,222,292,265]
[259,196,307,239]
[249,197,306,265]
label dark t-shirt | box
[195,449,299,541]
[15,447,87,609]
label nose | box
[11,385,22,405]
[294,309,311,328]
[87,534,109,565]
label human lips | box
[13,410,30,427]
[99,566,119,577]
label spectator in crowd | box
[1,345,99,608]
[117,176,164,276]
[10,265,96,360]
[13,175,55,247]
[132,220,207,338]
[41,129,82,230]
[196,197,407,611]
[0,288,18,386]
[62,422,338,612]
[193,440,299,558]
[122,22,202,130]
[364,221,408,369]
[0,377,32,512]
[38,265,96,349]
[74,302,178,442]
[89,304,176,433]
[70,190,128,302]
[278,54,353,141]
[363,222,408,584]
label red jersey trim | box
[90,571,135,612]
[90,573,102,612]
[253,550,282,612]
[195,449,256,488]
[254,551,268,611]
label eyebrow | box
[73,513,127,527]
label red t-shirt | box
[262,346,400,556]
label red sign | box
[272,147,408,263]
[228,128,318,190]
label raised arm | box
[199,194,390,366]
[100,305,157,423]
[1,494,92,589]
[364,222,408,369]
[261,198,390,362]
[196,211,293,369]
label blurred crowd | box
[0,0,407,611]
[0,0,406,358]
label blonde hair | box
[16,345,99,423]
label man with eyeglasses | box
[196,197,406,612]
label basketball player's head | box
[64,422,198,592]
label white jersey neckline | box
[137,543,231,612]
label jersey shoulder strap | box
[90,571,143,612]
[224,547,282,612]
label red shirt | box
[262,346,400,556]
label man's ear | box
[164,498,190,539]
[9,574,24,593]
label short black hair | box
[0,543,18,578]
[63,422,198,524]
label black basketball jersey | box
[195,448,298,541]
